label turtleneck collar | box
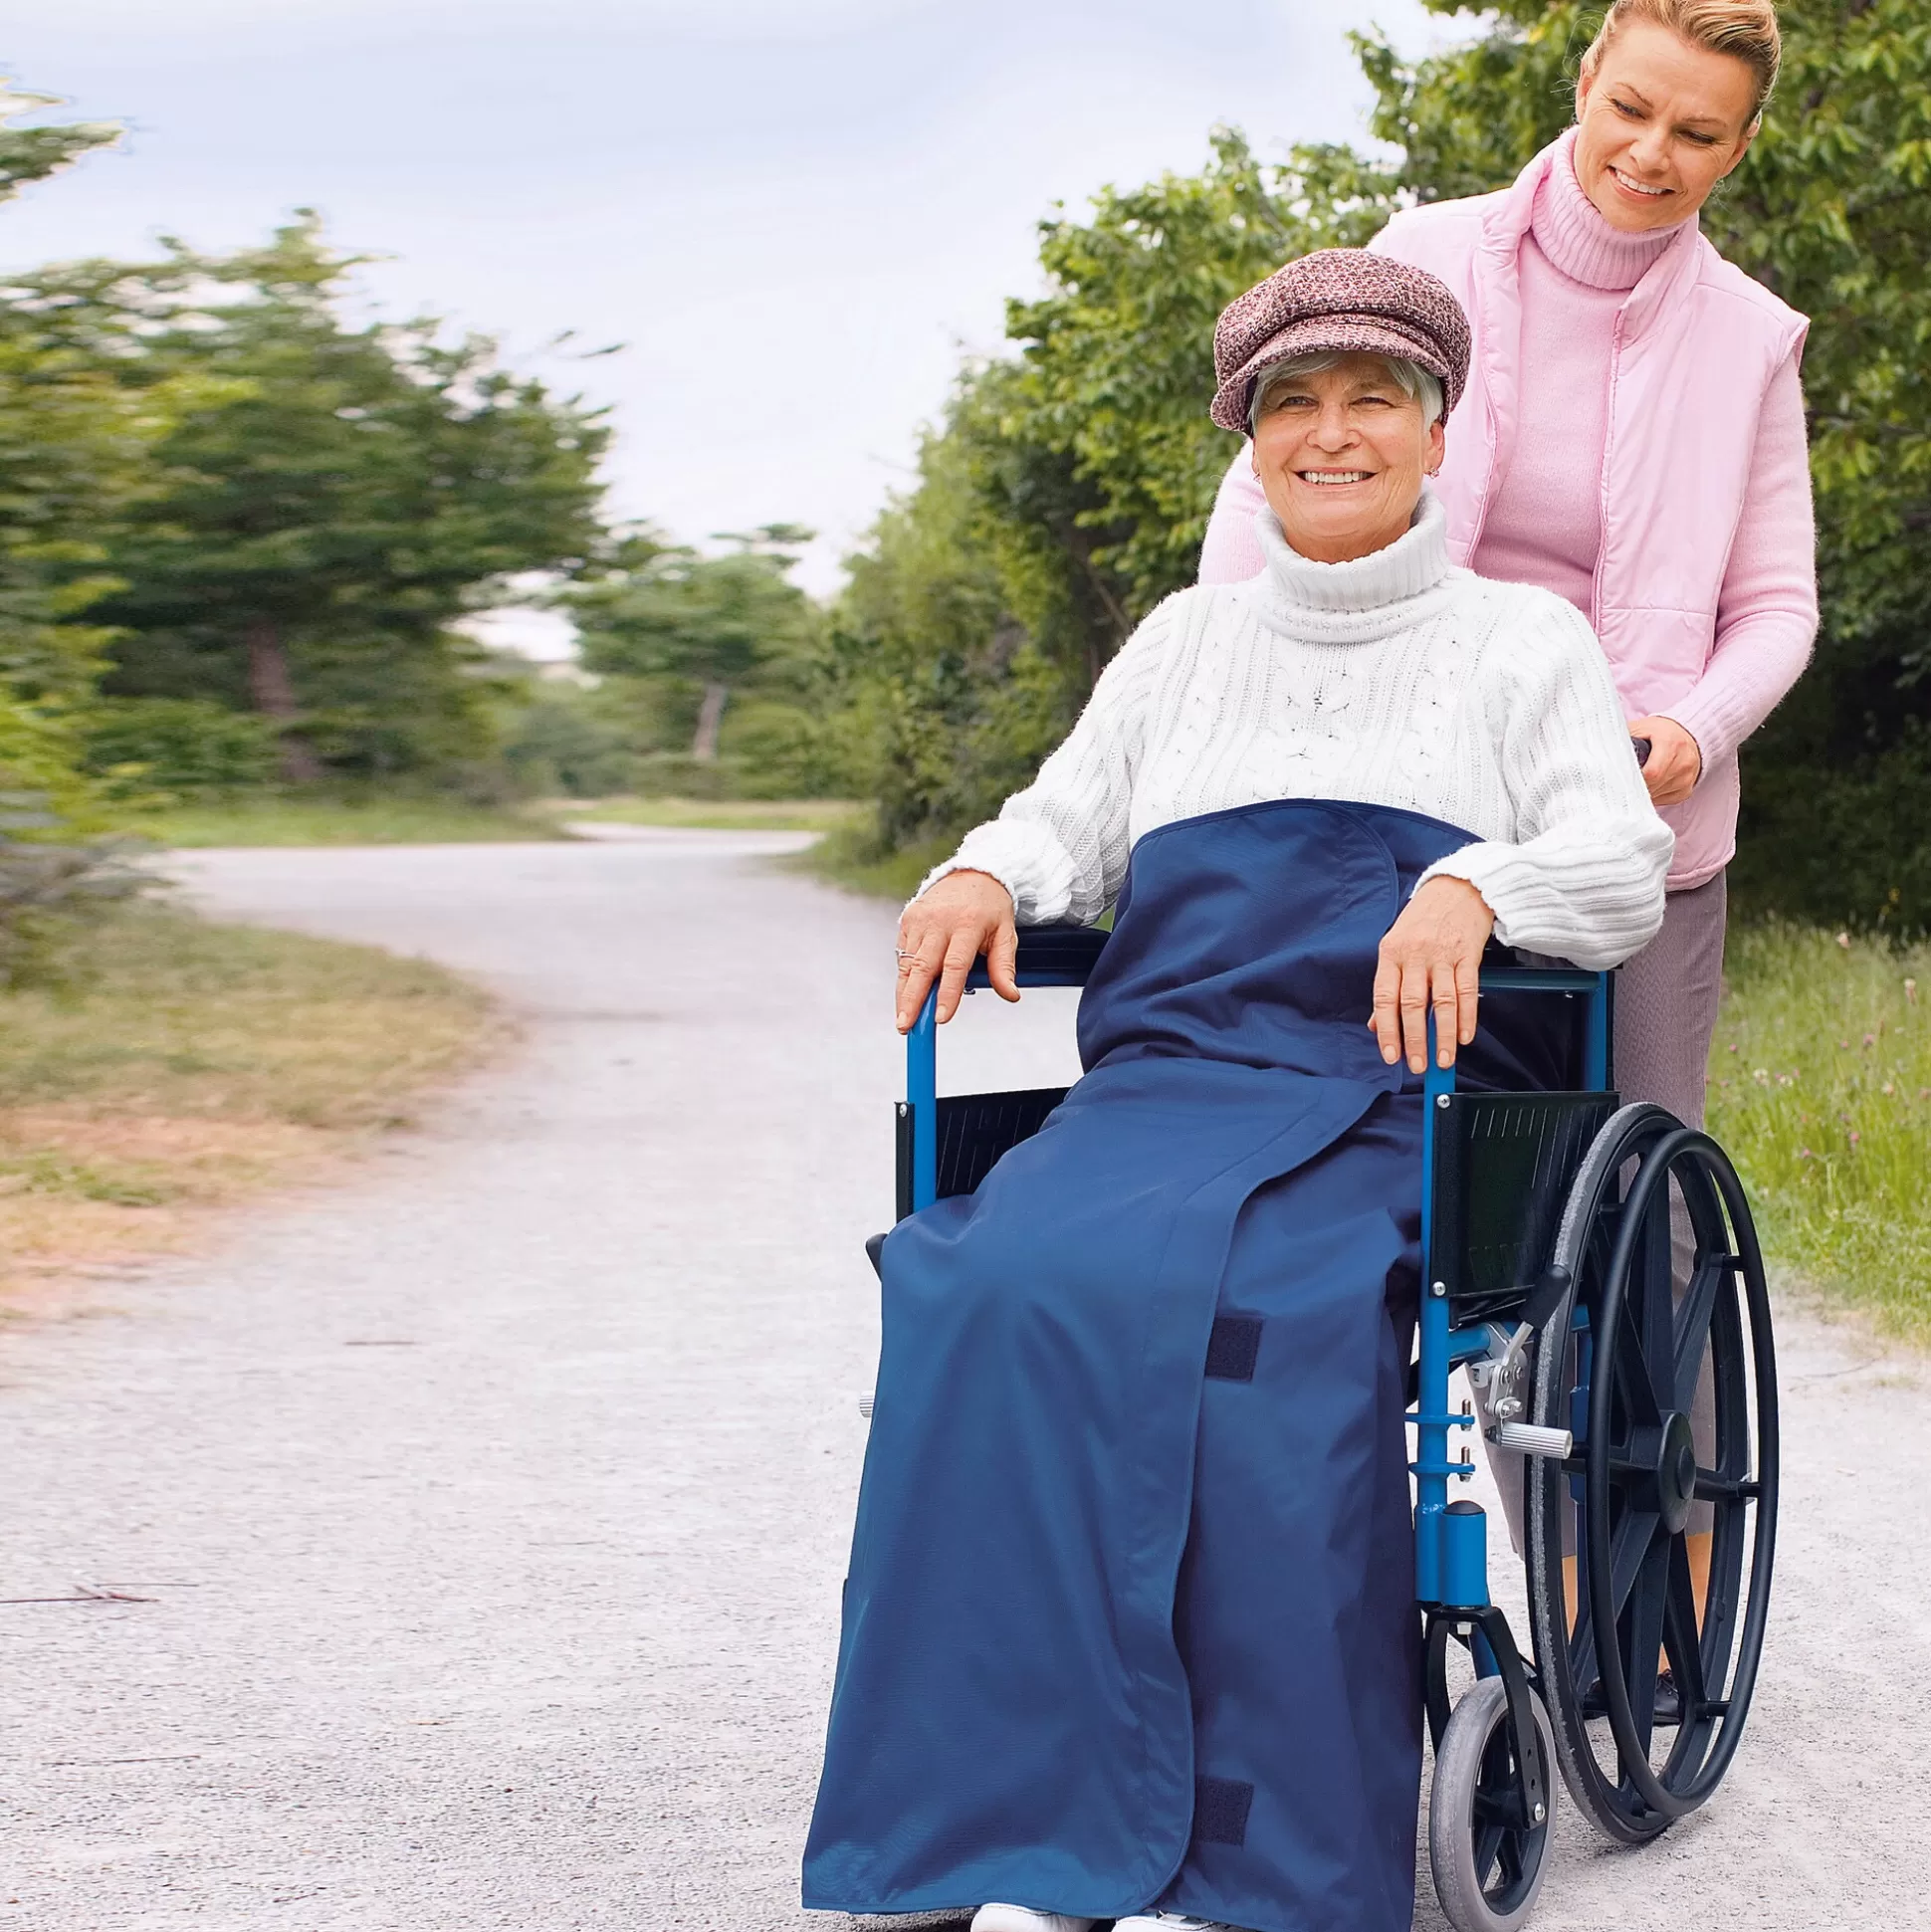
[1533,125,1689,292]
[1251,485,1453,640]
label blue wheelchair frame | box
[901,947,1610,1833]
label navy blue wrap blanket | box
[802,799,1566,1932]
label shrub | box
[80,698,279,799]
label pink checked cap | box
[1210,248,1472,435]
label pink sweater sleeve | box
[1196,448,1269,583]
[1661,352,1818,769]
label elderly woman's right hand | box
[896,870,1019,1033]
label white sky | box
[0,0,1441,629]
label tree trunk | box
[245,618,324,784]
[691,681,730,762]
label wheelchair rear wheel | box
[1428,1674,1557,1932]
[1525,1103,1779,1844]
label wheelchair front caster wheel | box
[1429,1675,1557,1932]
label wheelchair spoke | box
[1607,1504,1663,1619]
[1611,1312,1663,1430]
[1619,1532,1672,1759]
[1693,1467,1757,1505]
[1639,1191,1676,1411]
[1495,1829,1525,1889]
[1670,1254,1731,1412]
[1661,1536,1710,1716]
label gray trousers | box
[1485,872,1729,1550]
[1611,870,1729,1133]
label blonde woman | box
[1202,0,1815,1142]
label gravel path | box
[0,834,1924,1931]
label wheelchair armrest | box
[1477,966,1603,993]
[965,922,1110,990]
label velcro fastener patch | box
[1204,1315,1263,1382]
[1192,1775,1255,1846]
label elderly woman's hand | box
[1370,876,1496,1073]
[1629,715,1702,807]
[896,870,1019,1033]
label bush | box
[80,698,279,799]
[500,687,641,798]
[1733,735,1931,936]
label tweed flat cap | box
[1210,248,1472,435]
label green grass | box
[1709,922,1931,1344]
[793,822,955,902]
[556,795,865,832]
[131,795,571,847]
[0,902,499,1296]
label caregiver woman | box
[1200,0,1816,1131]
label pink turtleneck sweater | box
[1198,136,1816,794]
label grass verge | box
[793,821,952,902]
[0,902,499,1305]
[1708,922,1931,1345]
[557,795,865,833]
[132,795,570,847]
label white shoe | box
[1112,1914,1247,1932]
[969,1907,1096,1932]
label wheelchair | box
[887,925,1779,1932]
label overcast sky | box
[0,0,1441,622]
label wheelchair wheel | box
[1525,1103,1779,1845]
[1428,1675,1557,1932]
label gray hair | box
[1248,350,1446,433]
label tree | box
[1004,130,1392,625]
[7,216,612,781]
[817,134,1385,855]
[567,525,819,761]
[0,86,163,966]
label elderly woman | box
[802,253,1672,1932]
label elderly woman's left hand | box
[1371,876,1496,1073]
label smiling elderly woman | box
[802,252,1674,1932]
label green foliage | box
[818,133,1396,857]
[830,403,1073,850]
[1007,129,1392,616]
[500,681,642,798]
[8,215,611,781]
[562,523,850,794]
[79,697,279,799]
[1710,922,1931,1341]
[0,83,119,207]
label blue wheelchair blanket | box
[802,799,1566,1932]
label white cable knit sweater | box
[926,491,1673,970]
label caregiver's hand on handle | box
[1629,714,1702,807]
[895,869,1019,1033]
[1371,875,1496,1073]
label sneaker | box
[1112,1915,1248,1932]
[969,1908,1096,1932]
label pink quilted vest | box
[1370,140,1808,887]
